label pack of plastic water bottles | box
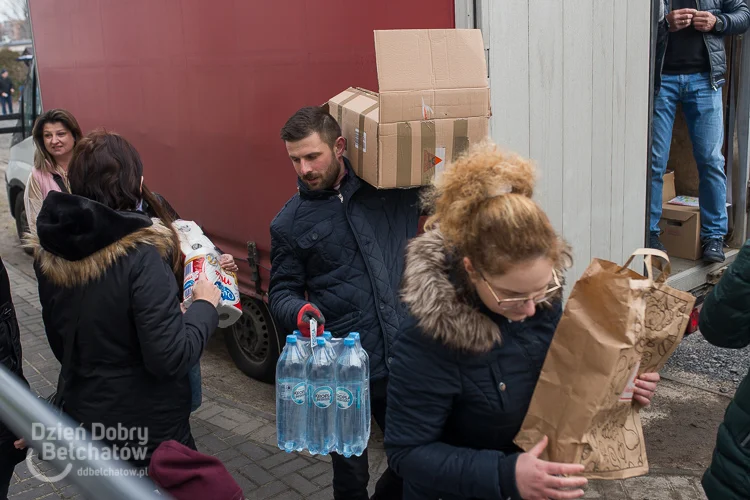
[275,320,371,457]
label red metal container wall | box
[28,0,455,296]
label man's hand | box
[667,8,698,31]
[693,11,717,32]
[296,303,325,337]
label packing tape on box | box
[357,102,379,174]
[421,121,436,185]
[335,89,367,127]
[397,122,413,187]
[452,119,469,161]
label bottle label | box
[292,382,306,405]
[336,388,354,409]
[312,386,334,408]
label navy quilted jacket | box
[269,159,421,380]
[385,230,562,500]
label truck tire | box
[14,195,32,255]
[225,294,282,383]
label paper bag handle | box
[618,248,671,284]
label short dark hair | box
[68,129,144,211]
[280,106,341,148]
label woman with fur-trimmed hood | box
[384,142,660,500]
[29,130,222,465]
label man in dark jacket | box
[699,238,750,499]
[0,256,28,499]
[0,70,13,116]
[269,106,420,500]
[649,0,750,263]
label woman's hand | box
[515,436,587,499]
[192,272,221,307]
[633,372,660,407]
[14,438,26,450]
[219,254,239,273]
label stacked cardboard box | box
[658,170,701,260]
[328,29,490,188]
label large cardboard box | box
[328,29,490,188]
[658,204,701,260]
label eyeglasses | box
[481,269,562,310]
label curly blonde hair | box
[425,140,571,276]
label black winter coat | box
[30,192,218,465]
[0,256,27,448]
[656,0,750,94]
[699,239,750,499]
[269,160,420,380]
[385,230,562,500]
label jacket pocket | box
[296,219,334,250]
[326,311,363,338]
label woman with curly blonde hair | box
[384,141,661,500]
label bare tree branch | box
[0,0,28,21]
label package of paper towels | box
[174,220,242,328]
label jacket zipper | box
[696,0,718,89]
[337,193,343,203]
[341,186,391,367]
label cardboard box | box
[658,204,701,260]
[662,171,675,204]
[328,29,490,188]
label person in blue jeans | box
[650,0,750,263]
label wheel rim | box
[231,297,271,363]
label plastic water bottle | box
[294,330,311,358]
[306,337,337,455]
[323,332,344,358]
[348,332,371,437]
[276,335,307,452]
[335,338,368,457]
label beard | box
[301,157,341,191]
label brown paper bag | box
[514,249,696,479]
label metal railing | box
[0,364,166,499]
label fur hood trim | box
[27,219,176,288]
[401,230,503,353]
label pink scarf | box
[32,163,66,198]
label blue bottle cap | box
[293,330,301,335]
[344,338,355,347]
[348,332,360,340]
[317,337,326,346]
[323,331,332,340]
[286,335,297,344]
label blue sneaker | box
[702,238,725,263]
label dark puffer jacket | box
[0,256,28,450]
[700,239,750,500]
[30,191,218,465]
[384,230,563,500]
[269,159,420,380]
[655,0,750,94]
